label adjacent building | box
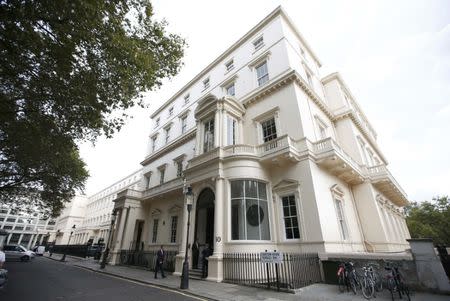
[0,206,57,249]
[103,6,411,282]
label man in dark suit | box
[192,239,199,269]
[201,243,212,278]
[154,245,166,279]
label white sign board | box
[260,252,283,263]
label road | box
[0,257,202,301]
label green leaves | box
[406,196,450,245]
[0,0,185,216]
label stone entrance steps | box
[189,268,204,280]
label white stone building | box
[52,195,88,245]
[103,6,411,282]
[71,170,142,245]
[0,205,57,249]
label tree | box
[0,0,185,216]
[405,196,450,245]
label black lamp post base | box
[180,261,189,289]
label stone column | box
[110,208,126,265]
[174,199,189,276]
[207,177,225,282]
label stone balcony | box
[187,136,408,206]
[313,137,366,185]
[142,177,184,200]
[366,164,408,206]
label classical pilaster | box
[207,177,225,282]
[174,199,189,276]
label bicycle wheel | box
[349,276,357,295]
[387,278,395,301]
[338,273,345,292]
[374,272,383,292]
[361,278,375,299]
[401,283,411,301]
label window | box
[226,83,235,96]
[155,117,160,128]
[145,173,151,189]
[253,36,264,51]
[176,161,183,177]
[306,70,313,87]
[256,61,269,86]
[184,93,190,104]
[168,107,174,116]
[367,149,375,166]
[282,195,300,239]
[203,118,215,152]
[159,168,165,185]
[334,199,348,240]
[231,180,270,240]
[261,117,277,142]
[203,77,210,90]
[300,46,306,58]
[227,116,237,145]
[225,59,234,71]
[170,216,178,243]
[152,219,159,243]
[165,126,171,144]
[181,115,187,134]
[151,136,157,152]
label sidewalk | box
[44,254,449,301]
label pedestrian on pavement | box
[0,246,5,269]
[201,243,212,278]
[154,245,166,279]
[0,246,6,289]
[192,239,199,269]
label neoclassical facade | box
[107,7,410,282]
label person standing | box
[192,239,199,269]
[201,243,212,278]
[0,247,5,269]
[154,245,166,279]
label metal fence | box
[119,249,177,272]
[50,244,89,258]
[223,252,322,292]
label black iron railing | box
[223,252,322,292]
[119,250,177,272]
[50,244,90,258]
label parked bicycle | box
[361,262,384,299]
[337,261,359,294]
[385,261,411,301]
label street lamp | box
[180,186,194,289]
[61,224,76,261]
[100,209,117,269]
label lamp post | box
[61,224,76,261]
[180,186,194,289]
[100,209,117,269]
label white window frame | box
[226,82,235,96]
[152,219,159,243]
[184,93,190,104]
[253,107,281,145]
[151,135,158,152]
[203,118,215,153]
[164,126,171,144]
[252,35,264,51]
[181,115,187,134]
[280,194,301,241]
[255,60,269,87]
[168,106,174,117]
[226,115,237,146]
[225,59,234,72]
[330,185,349,241]
[170,216,178,243]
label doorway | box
[194,188,215,269]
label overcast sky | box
[79,0,450,202]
